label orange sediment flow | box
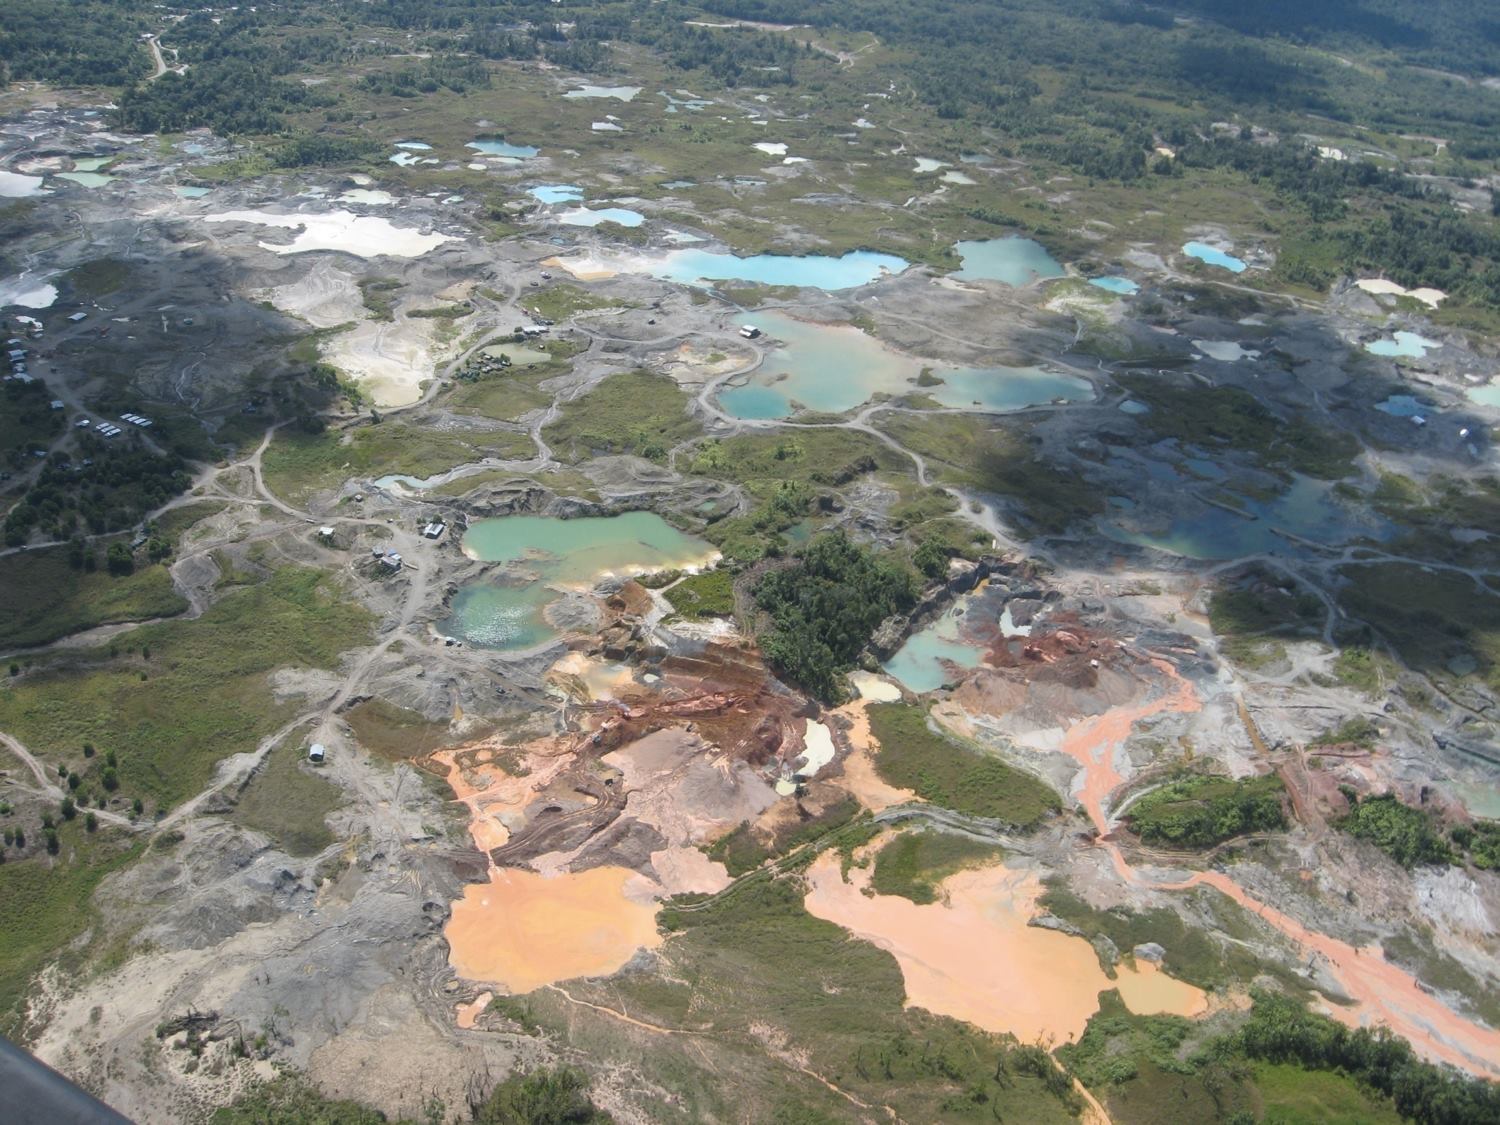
[445,866,662,995]
[1157,869,1500,1079]
[802,853,1209,1045]
[1056,655,1199,836]
[835,699,916,813]
[1051,652,1500,1080]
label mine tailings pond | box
[719,310,1092,420]
[1102,474,1391,559]
[442,513,716,650]
[649,248,907,290]
[952,237,1065,285]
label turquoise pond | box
[530,184,584,204]
[1182,241,1246,273]
[883,609,985,693]
[650,248,907,289]
[441,514,715,650]
[558,206,644,228]
[173,185,211,198]
[56,172,114,187]
[952,237,1065,285]
[1375,394,1427,417]
[717,311,1091,420]
[1366,332,1439,359]
[1102,475,1389,559]
[1090,276,1138,295]
[1468,382,1500,408]
[468,139,540,158]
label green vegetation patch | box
[754,534,917,703]
[1059,992,1405,1125]
[878,414,1104,535]
[867,703,1060,828]
[663,569,735,619]
[1115,376,1357,480]
[1040,882,1302,994]
[869,828,1004,903]
[639,877,1080,1123]
[0,542,187,647]
[1124,772,1286,849]
[343,698,454,761]
[0,567,373,810]
[542,370,700,463]
[357,277,401,321]
[232,744,342,856]
[262,423,532,505]
[525,285,626,323]
[1337,792,1453,868]
[64,257,132,298]
[0,825,143,1036]
[1335,563,1500,691]
[1208,582,1322,639]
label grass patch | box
[1208,583,1322,638]
[0,825,143,1036]
[1309,717,1379,749]
[343,698,453,760]
[1124,772,1287,849]
[635,876,1080,1123]
[868,703,1060,828]
[1329,646,1394,696]
[524,284,626,322]
[64,257,132,298]
[0,567,373,811]
[1115,376,1357,480]
[663,569,734,619]
[1252,1062,1403,1125]
[542,370,700,463]
[357,277,401,321]
[233,744,342,856]
[262,423,532,505]
[1040,882,1304,994]
[1336,562,1500,690]
[878,414,1103,535]
[0,543,187,648]
[869,828,1003,903]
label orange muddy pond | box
[804,854,1206,1043]
[446,866,661,994]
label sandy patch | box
[849,671,901,701]
[544,254,616,281]
[255,257,365,329]
[835,700,916,812]
[322,312,440,408]
[1355,277,1446,309]
[206,209,456,258]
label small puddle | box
[468,139,540,158]
[1089,276,1138,295]
[1366,331,1439,359]
[530,184,584,204]
[564,84,640,101]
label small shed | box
[308,743,327,764]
